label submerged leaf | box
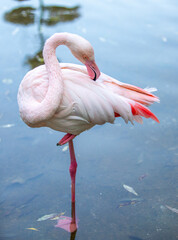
[138,174,148,181]
[50,212,66,220]
[118,198,143,207]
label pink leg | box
[57,133,76,146]
[68,140,77,203]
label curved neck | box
[34,33,68,122]
[41,33,75,114]
[42,33,67,109]
[40,33,79,121]
[26,34,70,124]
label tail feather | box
[130,102,160,123]
[133,115,143,124]
[103,76,160,124]
[119,83,160,106]
[144,87,158,93]
[103,78,160,106]
[120,83,156,97]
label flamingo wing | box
[46,63,159,135]
[46,66,116,134]
[20,63,159,135]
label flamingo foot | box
[57,133,76,146]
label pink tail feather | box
[119,83,159,106]
[106,79,159,123]
[120,83,156,97]
[130,102,159,123]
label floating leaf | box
[37,213,57,221]
[26,228,39,231]
[62,146,68,152]
[2,78,13,84]
[12,27,20,36]
[165,205,178,214]
[0,124,15,128]
[99,37,106,42]
[50,212,66,220]
[123,184,138,196]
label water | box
[0,0,178,239]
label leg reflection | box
[55,200,78,234]
[70,201,77,232]
[55,140,78,234]
[70,202,77,238]
[70,229,77,240]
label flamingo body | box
[18,46,159,136]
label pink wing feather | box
[59,63,160,128]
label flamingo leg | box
[57,133,76,146]
[68,140,77,203]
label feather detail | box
[114,112,120,117]
[119,83,157,97]
[130,101,159,123]
[133,115,143,124]
[102,76,160,106]
[144,87,158,93]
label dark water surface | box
[0,0,178,239]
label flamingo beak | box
[85,60,101,81]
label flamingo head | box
[85,59,101,81]
[67,34,101,81]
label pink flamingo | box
[18,32,159,231]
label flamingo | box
[17,32,159,231]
